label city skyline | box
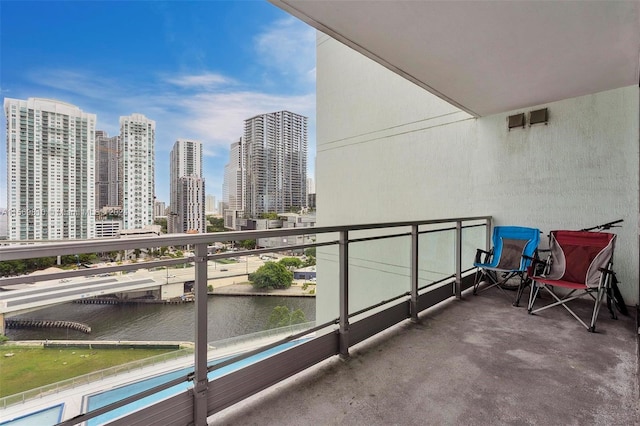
[0,1,316,206]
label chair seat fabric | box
[529,277,587,290]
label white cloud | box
[164,90,315,155]
[254,17,316,90]
[26,69,126,101]
[165,73,235,89]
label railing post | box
[193,243,209,425]
[410,225,419,322]
[339,230,350,359]
[455,221,462,299]
[485,217,492,253]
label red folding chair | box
[527,230,616,332]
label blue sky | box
[0,0,316,207]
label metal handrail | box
[0,216,491,261]
[0,216,492,425]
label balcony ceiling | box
[270,0,640,117]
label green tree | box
[239,239,256,250]
[78,253,98,264]
[260,212,279,220]
[303,256,316,267]
[304,247,316,258]
[278,257,303,270]
[266,306,306,329]
[154,217,167,234]
[206,216,225,232]
[249,262,293,290]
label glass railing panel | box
[3,254,194,343]
[206,242,318,346]
[418,227,455,288]
[347,228,411,315]
[462,223,487,271]
[315,232,340,324]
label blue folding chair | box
[473,226,541,306]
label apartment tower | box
[222,137,245,229]
[95,130,121,210]
[243,111,308,217]
[120,113,155,230]
[4,98,96,240]
[205,195,216,215]
[169,139,205,233]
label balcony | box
[0,217,636,425]
[214,289,637,425]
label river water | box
[5,296,316,343]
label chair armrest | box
[525,255,549,276]
[475,248,492,264]
[523,254,546,265]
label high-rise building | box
[120,113,155,230]
[222,137,245,229]
[0,208,8,239]
[243,111,308,218]
[306,177,315,195]
[175,176,206,233]
[95,130,121,210]
[205,195,216,215]
[169,139,205,233]
[4,98,96,240]
[154,200,166,218]
[306,177,316,209]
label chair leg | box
[513,275,529,307]
[589,287,606,333]
[527,281,540,313]
[473,270,496,295]
[530,286,600,331]
[473,270,483,295]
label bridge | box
[0,275,162,334]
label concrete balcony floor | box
[212,288,638,425]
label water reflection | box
[6,296,316,342]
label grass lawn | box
[216,259,238,265]
[0,345,178,397]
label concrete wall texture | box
[314,34,640,322]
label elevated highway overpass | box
[0,275,162,334]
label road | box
[148,255,267,286]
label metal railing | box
[0,216,491,425]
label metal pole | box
[410,225,419,322]
[339,230,350,358]
[193,243,209,425]
[485,217,492,253]
[455,221,462,299]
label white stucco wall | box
[315,35,639,322]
